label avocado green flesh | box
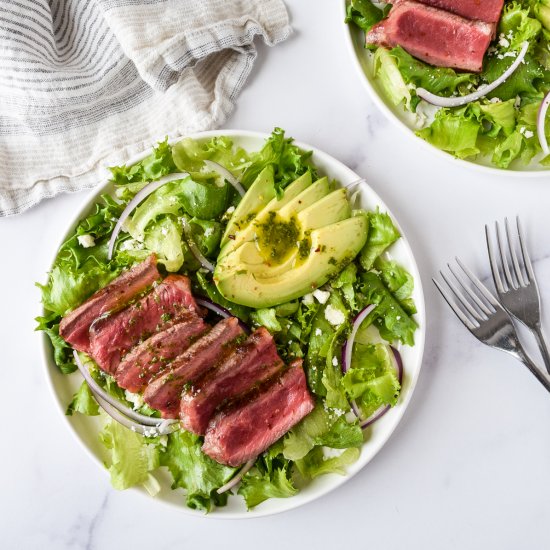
[215,215,368,308]
[297,188,351,230]
[221,165,275,248]
[277,177,330,219]
[219,171,312,259]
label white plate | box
[342,1,550,177]
[41,130,426,518]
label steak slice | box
[202,361,314,467]
[143,317,244,418]
[179,327,284,435]
[114,313,209,393]
[396,0,504,23]
[59,254,160,352]
[89,275,201,374]
[366,1,494,72]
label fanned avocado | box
[214,169,368,307]
[214,216,368,308]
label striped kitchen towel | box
[0,0,291,216]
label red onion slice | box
[72,350,179,428]
[417,42,528,108]
[216,459,256,494]
[107,172,190,260]
[195,298,250,333]
[340,305,405,429]
[204,159,246,197]
[537,90,550,156]
[181,217,215,272]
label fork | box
[485,217,550,375]
[433,258,550,393]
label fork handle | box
[513,346,550,393]
[533,324,550,376]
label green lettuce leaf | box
[66,381,100,416]
[390,46,475,96]
[160,431,236,511]
[373,47,412,109]
[241,127,317,197]
[238,465,298,509]
[294,447,360,480]
[342,343,401,418]
[100,419,160,492]
[360,272,417,346]
[360,211,400,271]
[344,0,384,33]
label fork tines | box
[433,257,503,332]
[485,216,535,293]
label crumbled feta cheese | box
[499,36,510,48]
[77,234,95,248]
[124,390,144,410]
[315,328,322,336]
[489,97,502,104]
[324,305,345,327]
[160,227,168,236]
[503,51,516,58]
[332,356,338,367]
[313,289,330,304]
[302,293,314,305]
[519,126,526,135]
[226,206,235,215]
[524,130,534,139]
[204,227,214,238]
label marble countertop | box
[2,1,549,548]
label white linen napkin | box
[0,0,291,216]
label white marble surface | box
[2,0,550,548]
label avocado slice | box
[215,215,369,307]
[277,177,330,219]
[221,165,275,247]
[219,171,312,259]
[297,188,351,230]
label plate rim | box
[341,0,550,177]
[40,128,426,518]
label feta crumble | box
[324,305,345,327]
[124,390,144,410]
[313,289,330,304]
[332,356,338,367]
[302,293,314,305]
[315,328,322,336]
[77,234,95,248]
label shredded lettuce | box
[360,210,400,271]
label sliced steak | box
[143,317,244,418]
[59,254,160,352]
[179,327,284,435]
[202,361,314,467]
[114,313,209,393]
[395,0,504,23]
[89,275,201,374]
[366,1,494,72]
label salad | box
[37,129,418,512]
[346,0,550,169]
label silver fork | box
[485,217,550,375]
[433,258,550,393]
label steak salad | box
[37,129,418,511]
[346,0,550,168]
